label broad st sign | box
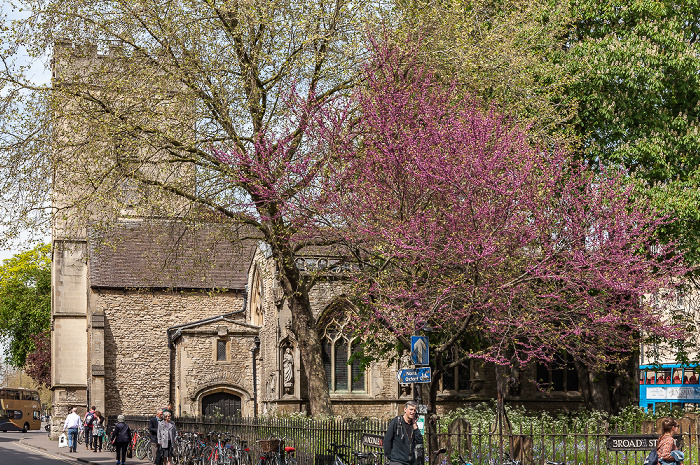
[362,433,384,449]
[606,435,683,451]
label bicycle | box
[206,431,234,465]
[487,454,521,465]
[226,437,252,465]
[258,437,285,465]
[328,442,352,465]
[430,447,447,465]
[351,449,381,465]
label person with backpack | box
[83,406,96,450]
[383,401,423,465]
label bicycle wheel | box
[137,437,150,459]
[77,429,84,444]
[239,450,251,465]
[285,457,297,465]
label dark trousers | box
[93,433,103,451]
[84,426,93,448]
[115,441,129,463]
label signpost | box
[397,367,432,384]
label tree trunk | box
[574,359,613,413]
[289,289,333,416]
[494,365,512,435]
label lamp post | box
[251,336,260,417]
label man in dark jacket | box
[383,401,423,465]
[149,409,163,463]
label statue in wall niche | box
[283,347,294,395]
[399,349,412,396]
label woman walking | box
[658,418,684,464]
[110,414,132,465]
[157,411,177,465]
[92,410,105,452]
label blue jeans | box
[66,427,78,451]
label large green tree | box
[0,244,51,369]
[566,0,700,266]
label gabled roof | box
[87,220,258,290]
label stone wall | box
[95,289,245,417]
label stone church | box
[48,42,594,435]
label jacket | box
[110,422,132,444]
[149,416,160,443]
[157,420,177,449]
[383,415,423,465]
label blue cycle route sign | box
[411,336,429,365]
[397,367,432,384]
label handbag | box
[58,433,68,448]
[644,448,658,465]
[154,445,164,465]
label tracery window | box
[321,315,365,393]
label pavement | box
[20,430,152,465]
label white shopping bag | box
[58,433,68,448]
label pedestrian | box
[110,414,132,465]
[157,411,177,465]
[92,410,105,452]
[657,418,684,465]
[162,403,173,417]
[62,407,82,453]
[383,401,423,465]
[149,408,163,462]
[84,405,96,450]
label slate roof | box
[87,220,258,289]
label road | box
[0,429,77,465]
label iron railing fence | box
[113,415,700,465]
[119,415,389,465]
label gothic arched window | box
[320,315,365,393]
[250,267,264,326]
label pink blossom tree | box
[322,42,688,418]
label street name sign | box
[397,367,431,384]
[362,433,384,449]
[606,435,683,451]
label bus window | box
[7,390,19,400]
[7,410,22,419]
[673,369,682,384]
[690,372,699,384]
[33,410,40,420]
[31,392,39,402]
[21,391,32,400]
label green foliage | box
[0,244,51,367]
[566,0,700,267]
